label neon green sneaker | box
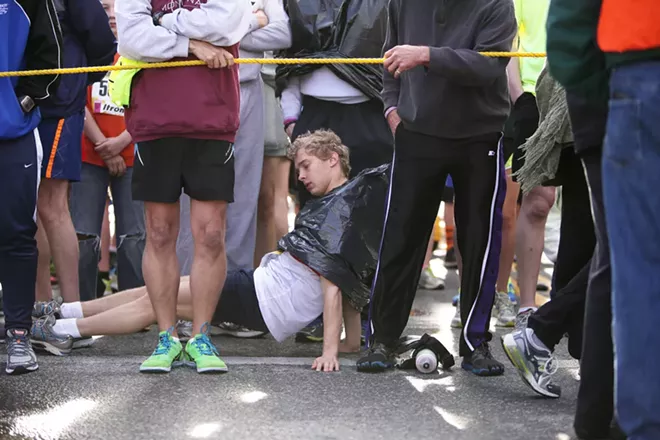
[185,334,228,373]
[139,331,186,373]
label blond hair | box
[288,129,351,177]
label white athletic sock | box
[53,318,82,339]
[518,306,538,314]
[525,328,550,353]
[60,302,84,319]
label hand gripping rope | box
[0,52,546,77]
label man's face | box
[102,0,116,37]
[295,149,338,197]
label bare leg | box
[497,171,520,293]
[190,199,228,335]
[38,179,80,302]
[35,217,53,301]
[515,186,555,309]
[255,156,290,267]
[80,285,150,317]
[422,236,435,269]
[444,202,455,249]
[142,201,180,335]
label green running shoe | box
[185,333,228,373]
[140,331,186,373]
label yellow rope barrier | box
[0,52,546,78]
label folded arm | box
[115,0,189,62]
[241,0,291,52]
[427,1,517,86]
[159,0,253,47]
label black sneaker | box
[356,342,395,372]
[461,342,505,377]
[295,319,323,343]
[444,247,458,269]
[501,329,561,397]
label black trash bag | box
[276,0,388,100]
[278,164,390,311]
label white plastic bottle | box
[415,349,438,373]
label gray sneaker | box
[501,329,561,398]
[32,296,63,318]
[5,329,39,375]
[494,291,516,327]
[515,308,536,330]
[451,300,463,328]
[30,314,73,356]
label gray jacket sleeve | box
[159,0,253,47]
[240,0,291,52]
[381,0,400,111]
[428,0,516,86]
[115,0,190,62]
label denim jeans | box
[602,60,660,440]
[70,163,145,301]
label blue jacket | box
[0,0,63,139]
[39,0,116,120]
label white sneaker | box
[494,291,516,327]
[451,300,463,328]
[515,308,536,330]
[418,267,444,290]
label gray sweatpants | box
[176,78,265,275]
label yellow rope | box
[0,52,546,78]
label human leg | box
[225,78,265,271]
[0,130,42,374]
[603,61,660,439]
[69,163,110,302]
[515,186,555,312]
[255,156,290,267]
[358,126,448,372]
[34,218,53,301]
[574,147,616,438]
[451,135,506,375]
[37,113,85,302]
[110,167,145,291]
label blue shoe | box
[461,342,504,376]
[356,342,395,372]
[452,294,460,307]
[295,317,323,343]
[507,278,518,304]
[30,314,73,356]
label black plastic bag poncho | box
[276,0,389,100]
[278,164,390,311]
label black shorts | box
[132,138,235,203]
[212,269,269,333]
[510,92,540,181]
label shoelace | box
[153,333,173,356]
[192,334,219,356]
[516,310,533,328]
[543,356,558,376]
[8,334,33,359]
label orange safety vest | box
[598,0,660,53]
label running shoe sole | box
[214,329,268,339]
[460,361,504,377]
[6,364,39,375]
[295,334,323,343]
[495,319,515,328]
[139,360,186,374]
[500,335,559,398]
[72,337,96,349]
[31,340,72,356]
[184,360,228,374]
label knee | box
[522,188,555,221]
[38,183,70,225]
[195,223,226,256]
[146,221,178,250]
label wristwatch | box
[152,11,165,26]
[19,95,35,113]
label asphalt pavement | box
[0,260,580,440]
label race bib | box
[91,78,125,117]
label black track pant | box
[528,148,596,357]
[369,126,506,357]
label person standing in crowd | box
[280,0,394,342]
[358,0,516,376]
[69,0,145,305]
[115,0,253,374]
[508,0,552,329]
[34,0,116,304]
[255,51,292,268]
[0,0,63,374]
